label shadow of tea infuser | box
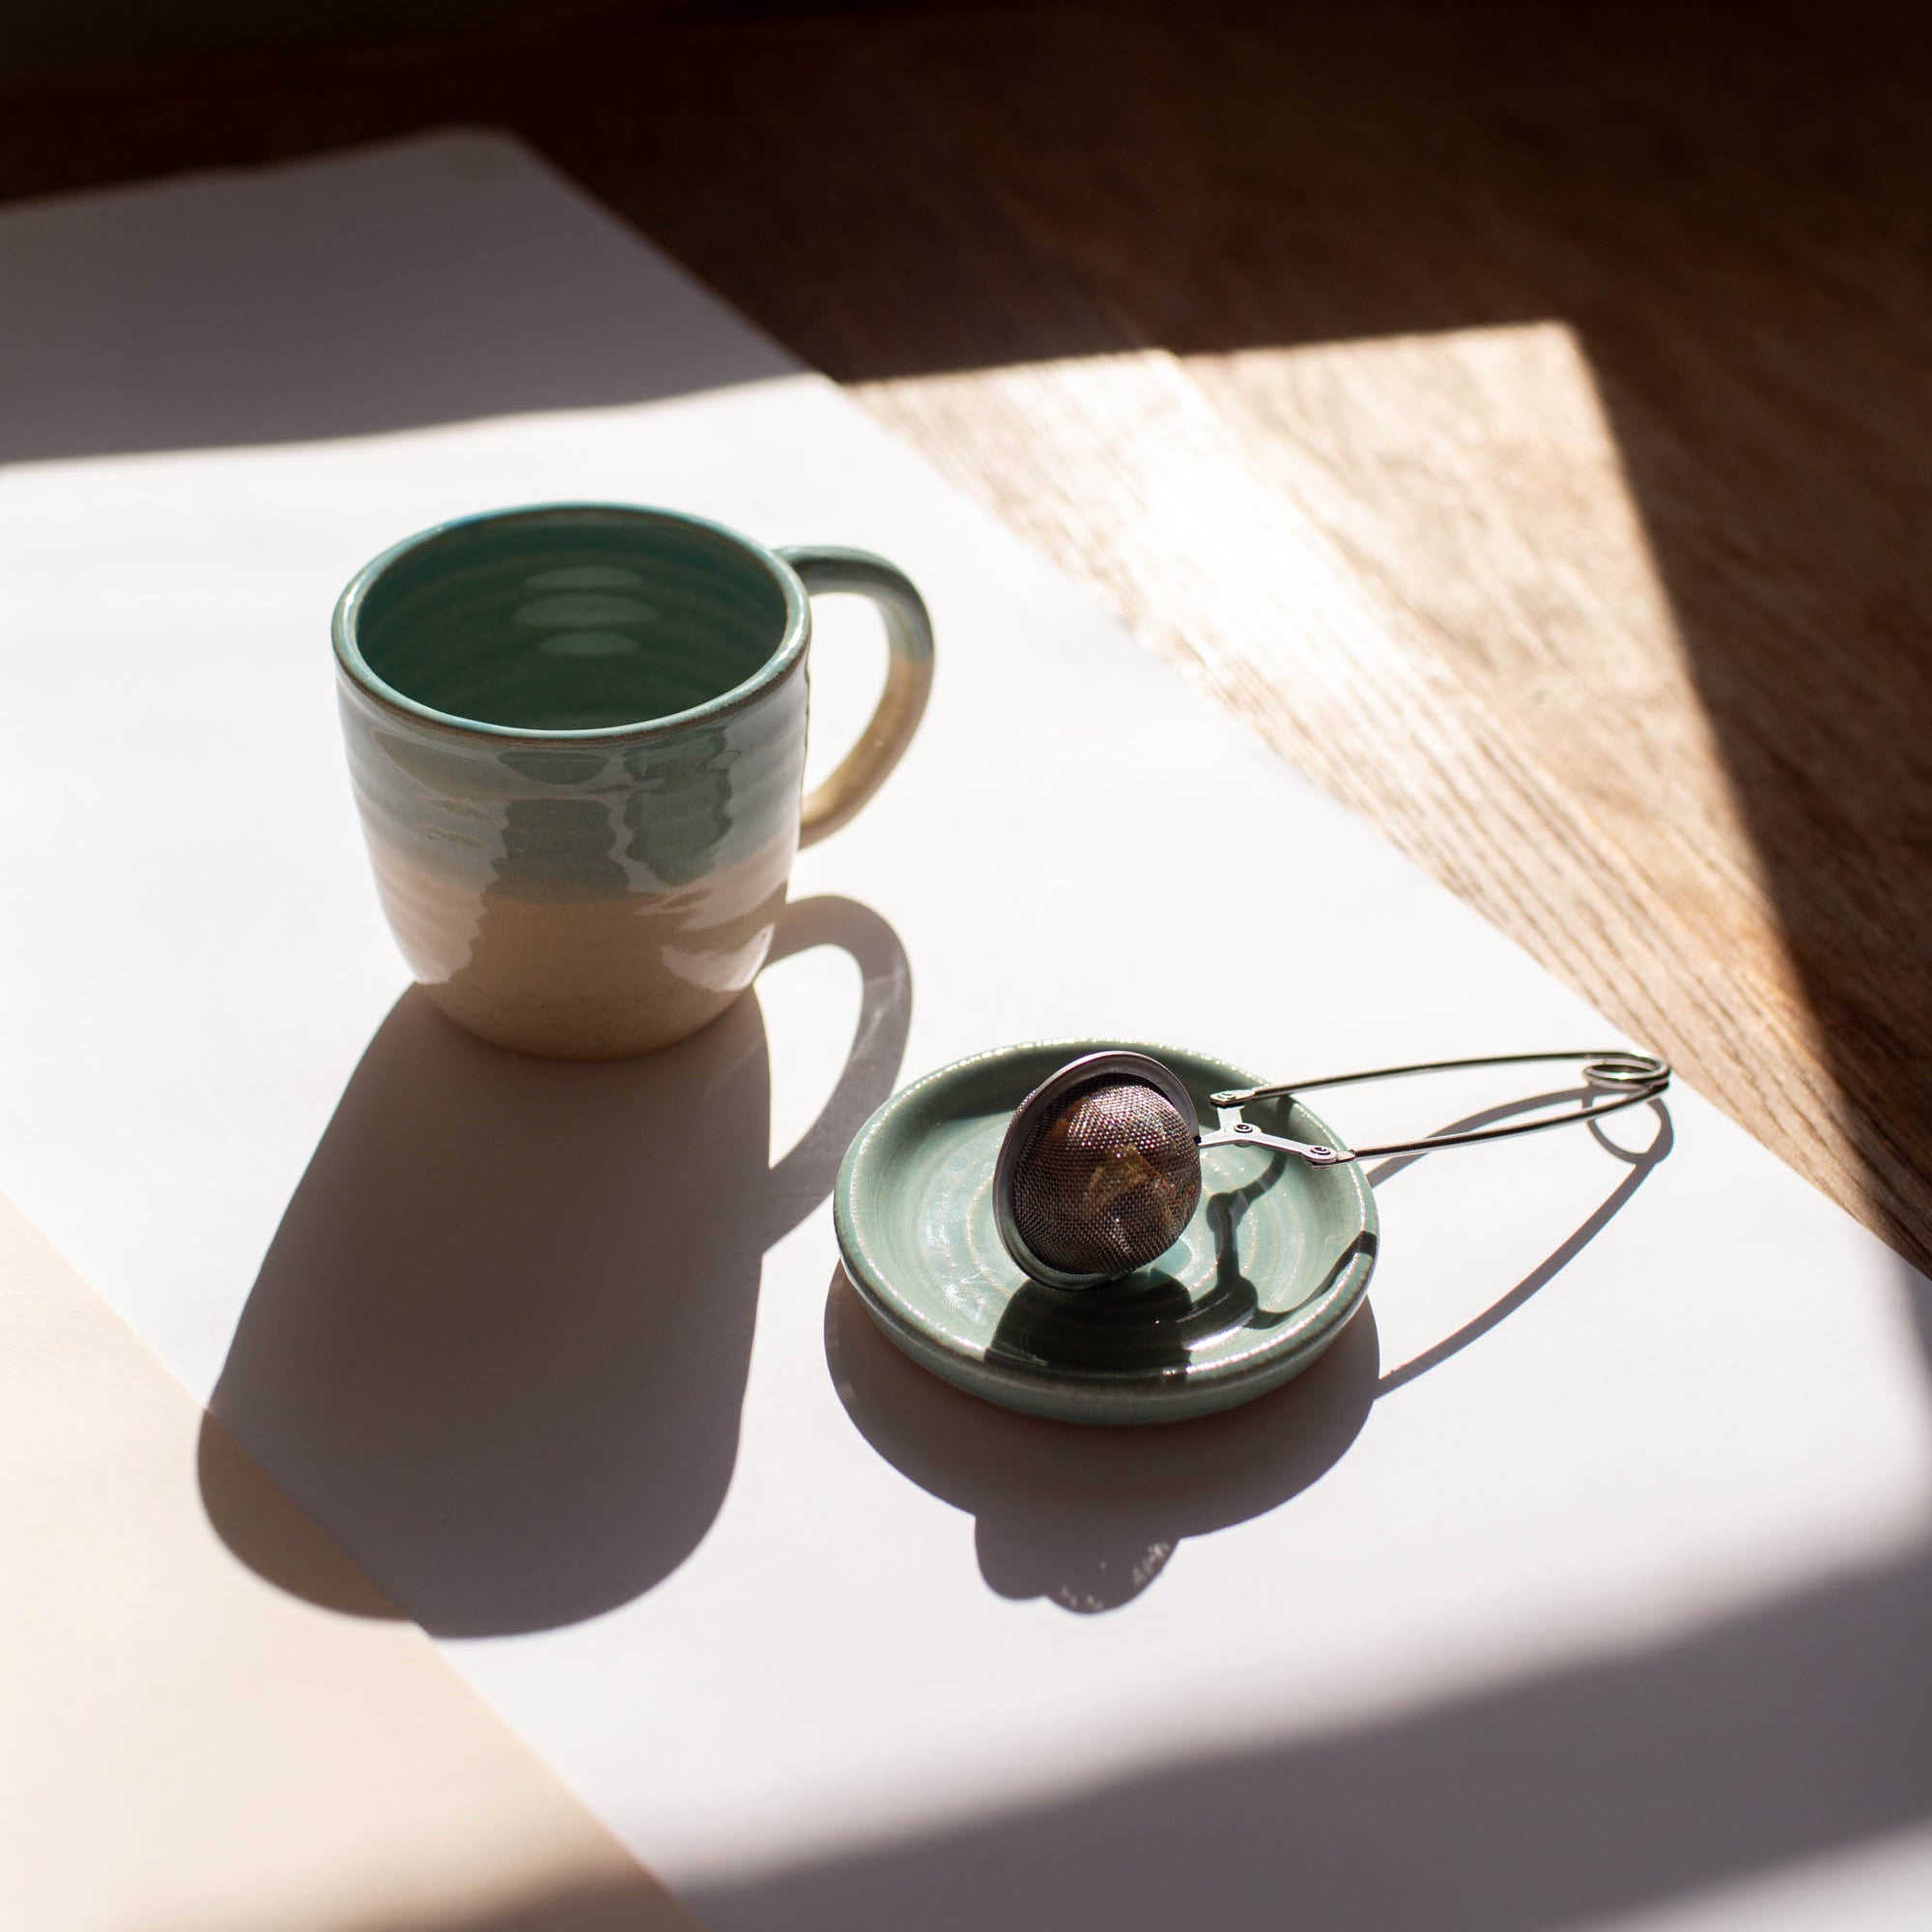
[833,1041,1668,1425]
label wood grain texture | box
[2,0,1926,1266]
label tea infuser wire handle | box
[1201,1049,1670,1165]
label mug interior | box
[349,508,793,732]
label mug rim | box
[331,501,811,743]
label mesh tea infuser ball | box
[993,1047,1670,1290]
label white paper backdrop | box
[3,132,1930,1931]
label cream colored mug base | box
[372,838,791,1060]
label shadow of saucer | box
[825,1265,1381,1613]
[826,1083,1678,1616]
[199,894,909,1636]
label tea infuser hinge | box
[1213,1119,1352,1163]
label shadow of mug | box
[199,894,910,1635]
[825,1266,1382,1613]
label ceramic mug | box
[332,502,933,1058]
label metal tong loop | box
[1200,1049,1670,1167]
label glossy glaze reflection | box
[334,505,810,1059]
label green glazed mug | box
[333,503,934,1058]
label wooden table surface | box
[6,0,1927,1272]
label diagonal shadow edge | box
[684,1529,1932,1932]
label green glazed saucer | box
[833,1039,1378,1424]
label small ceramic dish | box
[833,1039,1378,1424]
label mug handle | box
[778,546,936,847]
